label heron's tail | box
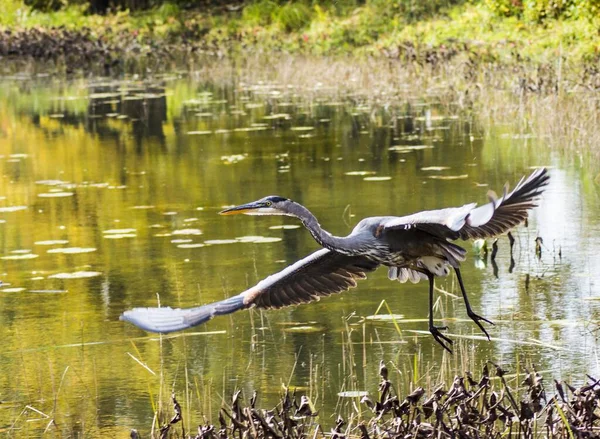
[120,294,246,333]
[459,168,549,240]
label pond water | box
[0,69,599,437]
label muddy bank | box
[0,27,221,73]
[3,27,600,92]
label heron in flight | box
[121,168,549,352]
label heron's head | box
[219,195,292,216]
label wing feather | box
[246,249,379,309]
[382,168,549,241]
[121,249,379,333]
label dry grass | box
[187,55,600,159]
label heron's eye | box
[265,201,272,207]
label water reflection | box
[0,72,598,436]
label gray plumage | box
[120,169,549,352]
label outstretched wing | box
[383,168,549,240]
[120,249,379,333]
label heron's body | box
[121,168,550,352]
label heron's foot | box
[467,311,495,341]
[429,325,453,354]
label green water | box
[0,71,598,437]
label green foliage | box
[1,0,599,62]
[274,2,312,31]
[486,0,600,21]
[242,1,312,31]
[242,0,279,26]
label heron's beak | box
[219,201,266,215]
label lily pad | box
[0,206,27,213]
[364,176,392,181]
[104,228,136,234]
[421,166,451,171]
[389,145,433,152]
[47,247,96,254]
[38,192,74,198]
[1,254,38,260]
[283,325,325,333]
[35,240,69,245]
[345,171,376,176]
[428,175,468,180]
[238,236,282,244]
[204,239,239,245]
[172,229,202,236]
[104,234,137,239]
[364,314,405,321]
[1,288,26,293]
[49,271,102,279]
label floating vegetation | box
[35,179,70,186]
[130,205,155,210]
[0,206,27,213]
[1,288,26,293]
[38,192,74,198]
[103,228,136,234]
[282,325,325,333]
[204,239,239,245]
[236,236,282,244]
[345,171,376,176]
[388,145,433,152]
[364,176,392,181]
[290,126,314,131]
[172,229,202,236]
[421,166,451,171]
[221,154,247,164]
[1,254,38,260]
[28,290,68,294]
[269,225,301,230]
[234,126,269,132]
[187,130,212,135]
[171,239,193,244]
[263,113,290,120]
[47,247,96,254]
[428,174,469,180]
[364,314,405,321]
[177,243,205,249]
[49,271,102,279]
[34,240,69,245]
[104,233,137,239]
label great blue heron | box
[121,168,549,352]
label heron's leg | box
[427,273,453,353]
[454,267,494,340]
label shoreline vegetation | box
[0,1,599,70]
[149,361,600,438]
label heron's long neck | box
[289,203,355,254]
